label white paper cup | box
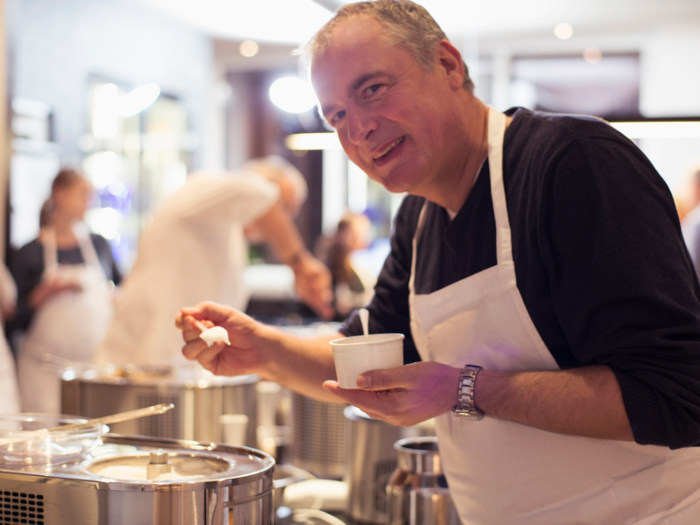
[330,333,405,389]
[219,414,249,446]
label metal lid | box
[85,450,234,481]
[0,434,275,493]
[71,364,258,388]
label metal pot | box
[61,364,258,447]
[0,433,274,525]
[344,406,435,525]
[290,392,347,478]
[387,437,460,525]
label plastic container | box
[330,334,405,389]
[0,414,108,465]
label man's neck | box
[429,97,490,213]
[433,105,513,214]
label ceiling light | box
[269,77,317,114]
[554,22,574,40]
[120,83,161,117]
[240,40,259,58]
[285,132,342,150]
[583,48,602,64]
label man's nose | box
[346,110,376,145]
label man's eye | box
[365,84,382,95]
[331,110,346,125]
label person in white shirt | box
[0,262,19,414]
[94,156,332,367]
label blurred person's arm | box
[0,262,17,319]
[252,201,334,319]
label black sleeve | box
[340,196,423,364]
[541,133,700,448]
[8,241,44,333]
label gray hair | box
[303,0,474,92]
[244,155,308,206]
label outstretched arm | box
[177,301,343,402]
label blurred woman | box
[318,212,376,320]
[12,168,121,413]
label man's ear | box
[436,40,465,91]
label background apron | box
[18,222,113,414]
[408,108,700,525]
[0,338,19,415]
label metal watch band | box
[452,365,485,420]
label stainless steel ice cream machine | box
[0,415,274,525]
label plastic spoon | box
[359,308,370,340]
[49,403,175,432]
[194,319,231,347]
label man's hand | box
[291,253,334,320]
[322,361,462,427]
[176,302,269,376]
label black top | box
[9,234,122,333]
[340,107,700,449]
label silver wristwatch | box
[452,365,484,420]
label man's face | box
[311,16,460,196]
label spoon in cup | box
[359,308,370,340]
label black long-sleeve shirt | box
[341,107,700,449]
[9,234,122,334]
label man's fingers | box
[181,339,210,361]
[179,301,231,325]
[194,343,228,369]
[182,338,226,363]
[355,367,408,391]
[323,380,399,410]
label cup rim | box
[330,333,404,350]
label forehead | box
[310,16,412,98]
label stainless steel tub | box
[61,365,258,447]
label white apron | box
[408,107,700,525]
[18,223,113,414]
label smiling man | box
[177,1,700,523]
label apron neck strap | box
[71,221,101,269]
[487,107,513,265]
[43,228,58,275]
[42,222,105,277]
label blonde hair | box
[303,0,474,92]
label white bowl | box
[330,333,405,389]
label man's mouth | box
[373,136,406,161]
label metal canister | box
[387,436,460,525]
[344,407,436,525]
[290,392,347,478]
